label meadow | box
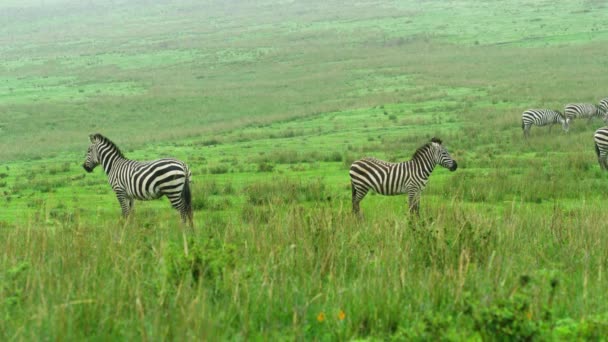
[1,0,608,340]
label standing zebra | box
[564,103,603,122]
[83,133,193,226]
[594,127,608,170]
[600,98,608,123]
[521,109,569,138]
[349,137,457,216]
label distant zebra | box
[594,127,608,170]
[521,109,569,138]
[565,103,603,122]
[83,133,193,225]
[600,98,608,123]
[349,137,457,216]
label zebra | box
[521,109,569,138]
[349,137,457,216]
[564,103,603,123]
[83,133,193,226]
[594,127,608,170]
[600,98,608,123]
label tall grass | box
[2,188,607,339]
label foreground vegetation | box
[2,0,608,340]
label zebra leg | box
[601,151,608,171]
[166,192,193,226]
[408,193,421,216]
[116,192,133,218]
[351,183,368,218]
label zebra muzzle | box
[449,161,458,172]
[83,164,94,173]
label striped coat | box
[600,98,608,122]
[565,103,603,122]
[83,133,193,225]
[521,109,568,138]
[349,137,457,216]
[594,127,608,170]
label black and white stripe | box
[600,98,608,123]
[565,103,603,122]
[594,127,608,170]
[83,133,193,225]
[521,109,569,138]
[349,137,457,216]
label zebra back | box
[565,103,601,120]
[349,138,456,196]
[522,109,566,126]
[599,98,608,116]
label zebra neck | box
[406,158,435,178]
[100,152,127,175]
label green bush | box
[163,237,237,295]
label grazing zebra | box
[521,109,569,138]
[600,98,608,123]
[83,133,193,225]
[564,103,603,122]
[594,127,608,170]
[349,137,457,216]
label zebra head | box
[83,134,102,173]
[558,111,570,132]
[430,137,457,172]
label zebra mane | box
[90,133,124,158]
[412,138,442,160]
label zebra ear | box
[431,137,442,145]
[89,134,101,143]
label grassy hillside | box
[2,0,608,340]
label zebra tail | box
[595,141,600,158]
[182,168,193,222]
[521,119,524,130]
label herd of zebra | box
[83,133,457,225]
[521,97,608,171]
[82,98,608,225]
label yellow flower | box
[338,309,346,321]
[317,312,326,323]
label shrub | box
[198,138,221,146]
[163,237,237,295]
[257,162,274,172]
[208,164,229,174]
[244,178,327,206]
[322,151,342,162]
[191,193,208,210]
[2,262,30,307]
[465,275,561,340]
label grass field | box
[2,0,608,340]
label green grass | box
[2,0,608,340]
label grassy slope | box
[2,0,608,340]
